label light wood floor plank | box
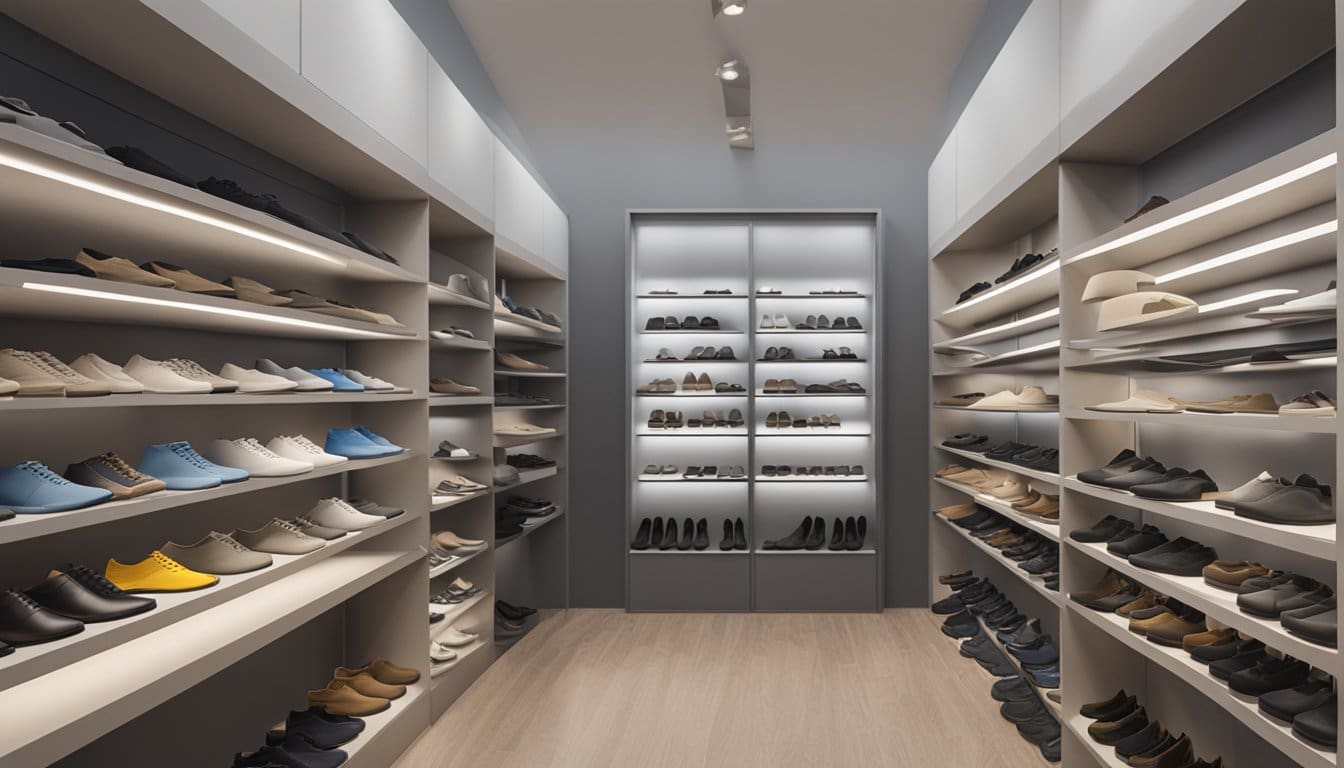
[394,609,1050,768]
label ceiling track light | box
[710,0,746,18]
[715,60,744,82]
[716,60,752,150]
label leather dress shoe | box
[1281,599,1337,647]
[1070,514,1134,543]
[1292,695,1337,747]
[1228,656,1310,695]
[1089,706,1148,745]
[0,589,84,645]
[1107,524,1167,555]
[26,565,157,622]
[1259,679,1333,722]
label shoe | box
[1293,695,1338,747]
[1209,471,1280,510]
[25,564,156,622]
[342,369,408,393]
[1098,458,1169,490]
[1080,690,1136,720]
[158,358,238,392]
[266,435,348,468]
[496,351,550,371]
[1086,389,1183,413]
[1181,392,1280,414]
[0,588,85,645]
[1127,537,1217,576]
[307,368,365,392]
[307,679,390,716]
[1130,469,1219,501]
[271,706,366,752]
[1143,611,1206,646]
[1228,656,1310,696]
[990,676,1036,702]
[1201,560,1270,590]
[220,275,293,306]
[1070,515,1134,543]
[763,518,813,550]
[1089,706,1149,745]
[1281,390,1337,416]
[1259,679,1334,723]
[733,518,747,550]
[0,349,111,396]
[289,517,349,540]
[1234,474,1334,525]
[325,428,400,458]
[956,281,992,304]
[68,353,145,393]
[160,532,273,574]
[203,438,314,477]
[255,359,334,392]
[63,452,165,500]
[105,551,219,592]
[1077,449,1143,485]
[139,261,234,296]
[1281,600,1337,646]
[966,385,1056,411]
[306,498,386,531]
[1107,524,1167,555]
[232,519,327,554]
[122,354,213,394]
[0,460,113,513]
[347,497,404,519]
[1070,570,1135,609]
[1238,575,1329,618]
[221,364,300,393]
[0,96,111,155]
[137,441,246,489]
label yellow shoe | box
[105,550,219,592]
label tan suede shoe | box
[1115,589,1160,617]
[935,503,978,519]
[334,667,406,699]
[76,248,176,287]
[308,679,390,716]
[347,657,421,685]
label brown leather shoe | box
[334,668,406,699]
[935,503,978,519]
[985,531,1023,548]
[1202,560,1269,590]
[1180,627,1237,653]
[1089,706,1148,745]
[1128,607,1176,635]
[308,679,390,716]
[1073,570,1132,603]
[1009,489,1042,508]
[1115,589,1161,617]
[1145,612,1207,647]
[349,657,421,685]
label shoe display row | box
[761,378,865,394]
[1079,450,1334,524]
[494,391,552,406]
[495,291,563,331]
[0,498,400,646]
[941,434,1060,473]
[0,349,407,398]
[757,345,860,361]
[639,464,747,479]
[763,411,843,429]
[1079,688,1227,766]
[497,496,558,538]
[506,453,557,470]
[936,467,1059,521]
[759,313,863,330]
[760,516,868,551]
[761,464,865,477]
[0,429,403,515]
[492,423,557,440]
[645,345,738,362]
[937,505,1059,586]
[630,516,748,551]
[1087,388,1336,416]
[952,249,1058,305]
[936,385,1059,411]
[933,575,1061,762]
[646,409,745,429]
[644,316,722,331]
[636,372,745,393]
[495,351,551,371]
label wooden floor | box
[393,609,1049,768]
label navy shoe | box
[0,461,112,513]
[138,442,247,488]
[262,730,348,767]
[307,368,365,392]
[1023,662,1059,688]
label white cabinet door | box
[494,139,545,257]
[201,0,301,72]
[428,63,495,221]
[300,0,429,166]
[542,194,569,273]
[927,128,957,250]
[955,0,1059,221]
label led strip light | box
[1155,220,1337,284]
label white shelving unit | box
[626,211,882,612]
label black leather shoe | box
[1070,514,1133,543]
[1281,599,1336,646]
[804,516,826,550]
[1259,679,1333,722]
[1228,657,1310,695]
[828,517,845,550]
[657,518,677,550]
[27,566,156,622]
[0,589,84,645]
[1080,690,1132,719]
[719,519,734,550]
[1293,695,1338,747]
[677,518,694,550]
[732,518,747,550]
[632,518,652,550]
[765,518,812,550]
[692,518,709,550]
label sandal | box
[728,408,744,427]
[764,378,780,394]
[647,409,665,428]
[762,346,779,361]
[780,378,798,393]
[765,411,779,428]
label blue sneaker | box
[307,368,365,392]
[138,442,249,489]
[0,461,113,513]
[352,427,405,454]
[326,428,393,459]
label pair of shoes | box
[0,564,157,645]
[761,464,865,478]
[634,517,711,551]
[645,315,721,331]
[234,708,363,767]
[678,465,746,479]
[762,516,867,551]
[305,658,419,717]
[758,346,796,361]
[325,427,405,458]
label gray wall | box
[937,0,1032,145]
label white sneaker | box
[0,350,67,397]
[435,625,479,647]
[254,358,333,391]
[304,498,385,530]
[202,438,314,476]
[123,354,213,394]
[430,640,458,663]
[221,363,299,394]
[163,358,239,393]
[70,353,144,393]
[266,435,348,467]
[774,314,789,328]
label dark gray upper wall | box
[937,0,1031,145]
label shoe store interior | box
[0,1,1339,767]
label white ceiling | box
[447,0,987,158]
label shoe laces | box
[271,518,307,536]
[162,358,211,379]
[6,589,41,610]
[209,532,250,552]
[96,452,153,482]
[20,460,73,485]
[169,442,216,469]
[236,438,280,457]
[65,564,125,595]
[14,350,89,383]
[150,551,188,572]
[285,435,324,455]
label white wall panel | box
[542,194,569,273]
[927,127,957,250]
[494,139,545,256]
[954,0,1059,222]
[1060,0,1240,147]
[201,0,300,72]
[427,63,495,220]
[300,0,429,166]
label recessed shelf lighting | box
[938,308,1060,347]
[711,0,747,17]
[716,61,743,82]
[1075,153,1338,262]
[0,149,345,268]
[1155,220,1337,284]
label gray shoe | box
[346,498,405,518]
[290,517,348,540]
[231,519,326,554]
[1234,474,1333,525]
[160,532,273,574]
[1211,471,1282,511]
[0,96,114,158]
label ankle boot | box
[693,518,709,550]
[658,517,677,550]
[677,518,694,550]
[828,517,845,550]
[632,518,652,550]
[719,519,734,550]
[844,516,861,550]
[733,518,747,550]
[805,515,826,550]
[856,515,867,546]
[767,517,812,550]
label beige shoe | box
[0,376,17,399]
[935,392,985,407]
[940,467,994,486]
[1010,489,1042,509]
[1087,389,1182,413]
[1017,494,1060,517]
[1180,392,1279,414]
[493,423,556,437]
[69,353,145,393]
[0,349,110,396]
[935,503,978,519]
[967,385,1057,411]
[1096,291,1197,332]
[433,530,487,553]
[75,248,176,287]
[985,477,1031,501]
[223,275,293,306]
[308,679,390,716]
[334,667,407,698]
[140,261,235,296]
[934,464,968,478]
[496,351,550,371]
[450,576,477,592]
[345,657,421,685]
[430,378,481,395]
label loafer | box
[1238,575,1328,618]
[1292,695,1338,747]
[1280,599,1337,647]
[1201,560,1270,590]
[1210,648,1267,680]
[1228,657,1310,696]
[1210,470,1279,510]
[1259,679,1334,722]
[1115,720,1170,761]
[1077,450,1143,485]
[1070,514,1134,543]
[1089,706,1148,744]
[1098,459,1168,490]
[1234,474,1334,525]
[1129,468,1219,501]
[1127,537,1217,576]
[1080,690,1134,720]
[1107,524,1167,555]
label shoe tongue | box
[1293,474,1322,488]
